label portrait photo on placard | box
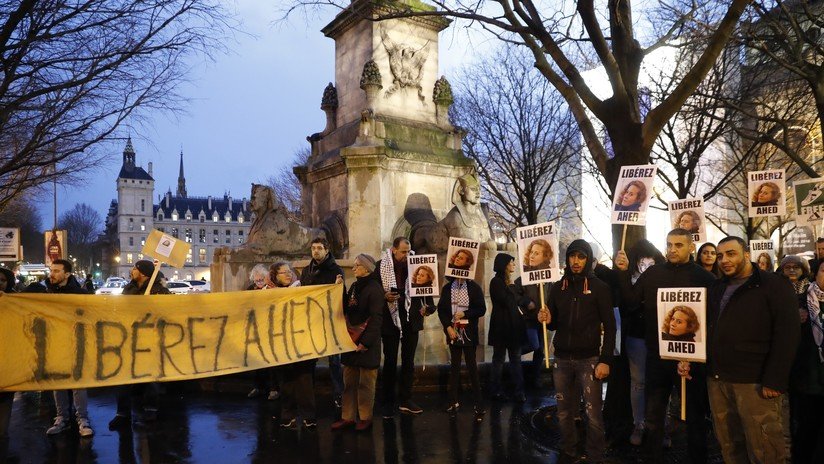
[749,240,776,273]
[748,169,786,217]
[407,254,439,297]
[516,221,561,285]
[445,237,480,280]
[657,288,706,363]
[668,198,706,243]
[611,164,657,226]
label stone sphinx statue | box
[230,183,327,259]
[406,173,495,254]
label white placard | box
[515,221,561,284]
[611,164,658,225]
[668,197,706,244]
[444,237,480,280]
[748,169,786,218]
[749,239,776,272]
[407,254,439,297]
[0,228,20,260]
[657,288,706,362]
[793,177,824,227]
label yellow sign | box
[142,229,190,267]
[0,284,352,391]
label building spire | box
[176,149,187,198]
[123,137,135,168]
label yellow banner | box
[0,284,353,391]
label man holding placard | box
[700,236,798,463]
[615,228,714,464]
[537,239,614,464]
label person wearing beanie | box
[109,260,170,431]
[538,239,615,463]
[488,253,527,402]
[615,229,715,463]
[332,253,383,432]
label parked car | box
[96,280,127,295]
[184,280,211,293]
[166,281,194,294]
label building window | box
[199,248,206,263]
[213,229,218,243]
[186,249,193,264]
[172,212,178,221]
[225,229,231,244]
[185,213,192,221]
[199,229,206,243]
[141,237,145,246]
[185,228,192,243]
[238,215,244,223]
[128,218,134,231]
[200,215,205,223]
[171,228,179,238]
[128,237,134,247]
[212,212,218,222]
[225,212,231,223]
[157,212,164,221]
[141,199,145,212]
[126,253,133,264]
[137,253,144,260]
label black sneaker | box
[382,403,395,419]
[302,418,317,429]
[107,414,131,431]
[398,401,423,415]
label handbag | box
[347,318,370,344]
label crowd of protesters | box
[2,231,823,463]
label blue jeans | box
[552,356,606,461]
[491,343,524,396]
[625,336,646,425]
[53,389,88,421]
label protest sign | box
[657,288,706,363]
[611,164,657,225]
[515,221,561,284]
[668,198,706,243]
[444,237,480,280]
[0,283,351,391]
[44,230,67,266]
[142,229,190,268]
[408,254,439,297]
[749,240,776,271]
[793,177,824,227]
[748,169,786,218]
[0,228,20,260]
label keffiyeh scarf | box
[806,281,824,363]
[380,248,414,336]
[450,279,470,344]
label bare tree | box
[266,147,310,222]
[451,45,581,239]
[0,193,43,262]
[286,0,753,250]
[58,203,102,271]
[0,0,235,213]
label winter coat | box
[437,278,486,347]
[488,254,527,348]
[341,273,384,369]
[790,319,824,396]
[707,267,799,392]
[619,259,715,355]
[46,275,87,294]
[299,253,344,286]
[548,239,615,366]
[122,278,171,295]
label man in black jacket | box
[699,236,798,463]
[375,237,435,417]
[44,259,95,437]
[108,260,170,431]
[615,228,714,464]
[296,237,344,423]
[538,239,614,464]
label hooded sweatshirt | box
[547,239,616,365]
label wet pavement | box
[1,383,722,463]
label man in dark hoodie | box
[298,237,345,423]
[0,267,16,441]
[108,260,170,431]
[44,259,95,437]
[615,228,714,464]
[538,239,615,464]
